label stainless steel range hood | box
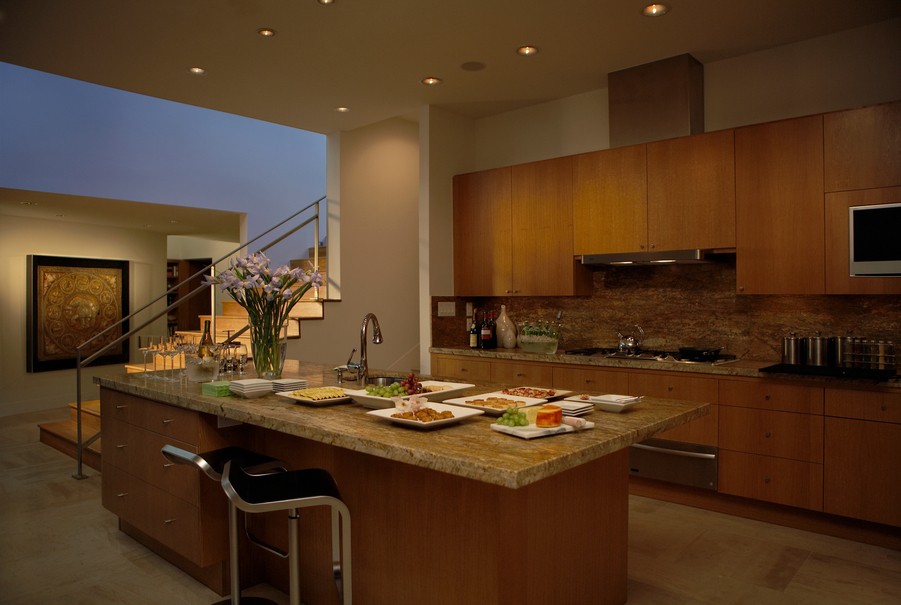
[581,249,713,265]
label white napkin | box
[590,394,641,405]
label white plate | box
[367,402,484,429]
[274,391,352,407]
[495,386,571,400]
[442,393,547,416]
[344,381,476,409]
[563,394,643,413]
[230,387,271,399]
[490,420,595,439]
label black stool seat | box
[222,461,352,605]
[161,445,286,605]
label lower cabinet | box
[824,388,901,527]
[718,450,823,510]
[431,354,492,382]
[627,371,718,446]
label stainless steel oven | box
[628,438,718,490]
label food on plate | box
[422,384,451,393]
[390,406,455,422]
[462,396,526,410]
[496,408,529,427]
[365,382,408,398]
[562,416,590,430]
[578,393,591,401]
[399,372,424,395]
[290,387,346,401]
[535,404,563,428]
[500,386,557,398]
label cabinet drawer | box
[490,360,553,386]
[720,406,823,463]
[719,450,823,511]
[719,379,823,414]
[825,388,901,424]
[101,462,132,519]
[629,372,718,403]
[432,355,491,382]
[552,366,629,393]
[102,388,202,443]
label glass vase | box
[250,320,288,380]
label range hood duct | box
[581,249,713,266]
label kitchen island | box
[96,361,708,605]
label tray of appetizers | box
[442,393,547,416]
[366,401,483,429]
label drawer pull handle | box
[882,405,888,412]
[516,373,525,378]
[764,431,772,438]
[116,492,128,498]
[163,519,176,525]
[764,394,771,401]
[163,462,175,468]
[116,405,127,410]
[764,477,771,484]
[162,419,175,424]
[116,444,128,449]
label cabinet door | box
[431,354,492,383]
[628,372,719,446]
[735,115,825,294]
[572,144,648,254]
[824,101,901,192]
[719,406,823,463]
[719,450,823,511]
[490,359,554,386]
[824,417,901,527]
[453,167,512,296]
[647,129,736,251]
[824,188,901,295]
[511,157,591,295]
[552,366,630,393]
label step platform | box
[38,400,102,471]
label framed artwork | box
[27,255,130,372]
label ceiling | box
[0,0,898,239]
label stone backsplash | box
[431,258,901,362]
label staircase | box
[39,400,102,471]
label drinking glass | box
[138,335,153,375]
[236,343,249,375]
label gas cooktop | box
[563,347,738,365]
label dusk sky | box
[0,61,327,240]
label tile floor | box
[2,407,900,604]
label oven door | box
[629,438,717,490]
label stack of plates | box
[229,378,273,399]
[556,400,594,417]
[271,378,308,393]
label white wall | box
[0,215,168,415]
[293,118,421,374]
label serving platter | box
[366,402,483,429]
[344,380,475,409]
[564,394,642,413]
[442,393,547,416]
[490,420,595,439]
[275,391,352,407]
[495,386,571,400]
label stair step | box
[39,419,102,472]
[67,400,101,433]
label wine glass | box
[138,335,153,376]
[235,343,248,375]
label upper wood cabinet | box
[824,100,901,192]
[735,115,826,294]
[646,129,736,251]
[454,158,592,296]
[573,144,648,254]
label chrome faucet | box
[347,313,382,387]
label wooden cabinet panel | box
[720,406,823,463]
[718,450,823,511]
[552,366,630,394]
[628,371,718,446]
[735,115,825,294]
[490,359,554,386]
[825,387,901,424]
[647,129,736,251]
[573,145,648,254]
[824,101,901,192]
[718,378,824,414]
[453,167,512,296]
[824,188,901,295]
[431,354,492,383]
[824,417,901,527]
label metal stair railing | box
[71,195,326,479]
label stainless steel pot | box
[805,333,829,366]
[782,333,805,365]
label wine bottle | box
[469,312,479,349]
[488,310,498,349]
[480,310,492,349]
[197,320,215,359]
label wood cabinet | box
[824,388,901,527]
[646,129,736,251]
[735,115,826,294]
[552,365,630,394]
[100,388,245,594]
[166,258,212,335]
[453,158,591,296]
[717,378,823,510]
[824,100,901,192]
[627,371,719,446]
[824,187,901,294]
[489,358,554,386]
[572,144,648,254]
[431,354,492,383]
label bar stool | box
[221,460,352,605]
[160,445,286,605]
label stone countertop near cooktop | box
[429,346,901,389]
[95,360,708,490]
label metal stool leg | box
[288,508,301,605]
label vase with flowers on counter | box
[205,251,323,379]
[518,319,561,354]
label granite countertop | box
[95,361,708,490]
[430,346,901,388]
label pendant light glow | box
[516,45,539,57]
[642,4,669,16]
[421,76,442,86]
[188,66,206,75]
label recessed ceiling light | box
[257,27,276,37]
[642,3,669,16]
[188,66,206,75]
[461,61,486,72]
[516,45,539,57]
[335,106,350,113]
[421,76,442,86]
[318,0,335,4]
